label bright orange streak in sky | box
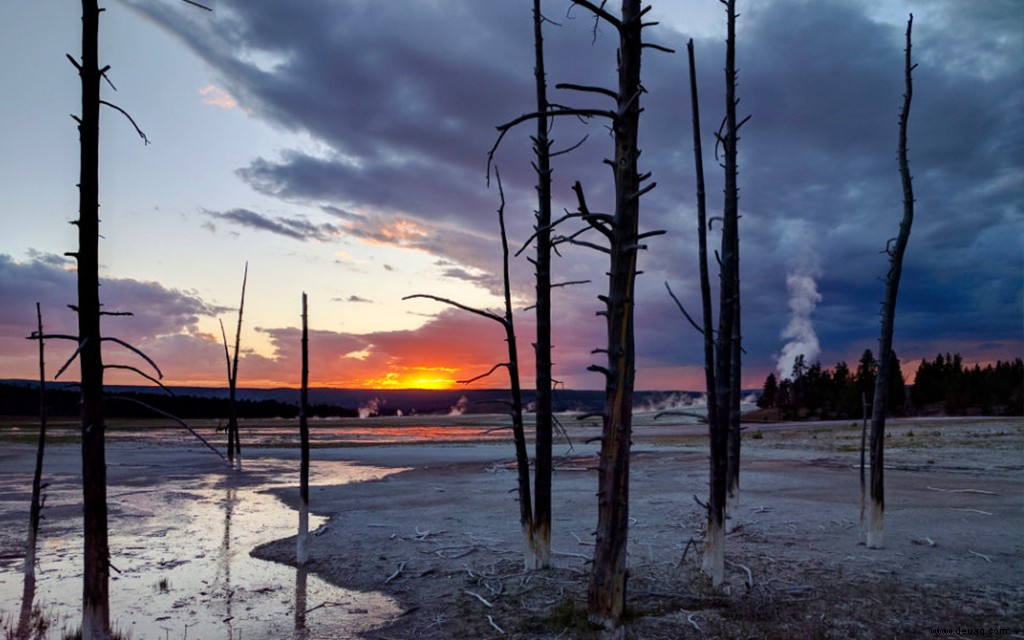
[358,366,461,390]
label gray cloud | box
[124,0,1023,386]
[205,207,341,242]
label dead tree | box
[488,0,597,570]
[703,0,748,585]
[405,171,536,567]
[297,292,310,564]
[75,3,110,634]
[559,0,669,626]
[868,14,917,549]
[680,36,726,586]
[528,0,555,571]
[64,2,211,635]
[18,303,49,638]
[721,0,745,539]
[220,262,248,464]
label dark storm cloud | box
[127,0,1023,386]
[205,207,341,242]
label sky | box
[0,0,1020,392]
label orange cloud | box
[199,85,237,109]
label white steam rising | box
[358,397,383,419]
[777,259,823,380]
[448,395,469,416]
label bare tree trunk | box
[19,303,48,638]
[723,0,743,537]
[297,293,310,565]
[706,0,743,587]
[496,179,535,567]
[225,262,248,465]
[77,2,111,636]
[585,0,644,626]
[403,174,533,568]
[529,0,553,571]
[687,39,725,584]
[868,14,916,550]
[726,273,741,531]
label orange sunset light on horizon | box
[359,366,462,390]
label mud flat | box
[254,416,1024,639]
[2,416,1022,638]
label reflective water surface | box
[0,453,404,639]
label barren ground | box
[2,416,1022,639]
[254,416,1024,639]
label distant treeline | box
[911,353,1022,416]
[757,351,1022,419]
[0,381,358,419]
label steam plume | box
[448,395,469,416]
[777,259,823,380]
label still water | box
[0,448,405,639]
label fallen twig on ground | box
[465,589,494,608]
[487,614,505,634]
[968,550,993,563]
[385,561,406,584]
[726,559,754,588]
[926,486,996,495]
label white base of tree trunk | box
[702,519,725,587]
[297,502,310,565]
[523,523,552,570]
[726,489,739,533]
[81,603,108,640]
[866,500,884,549]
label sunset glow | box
[0,2,1019,393]
[361,367,460,391]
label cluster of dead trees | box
[20,1,920,637]
[432,0,919,628]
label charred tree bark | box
[706,0,743,586]
[529,0,553,570]
[77,1,111,636]
[297,292,310,565]
[583,0,645,626]
[722,0,743,536]
[19,304,49,638]
[687,39,725,585]
[868,14,916,549]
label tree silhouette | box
[18,304,49,639]
[527,0,556,571]
[297,292,310,565]
[405,171,536,568]
[867,14,917,549]
[557,0,671,625]
[220,261,248,465]
[69,1,210,634]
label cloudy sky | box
[0,0,1020,391]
